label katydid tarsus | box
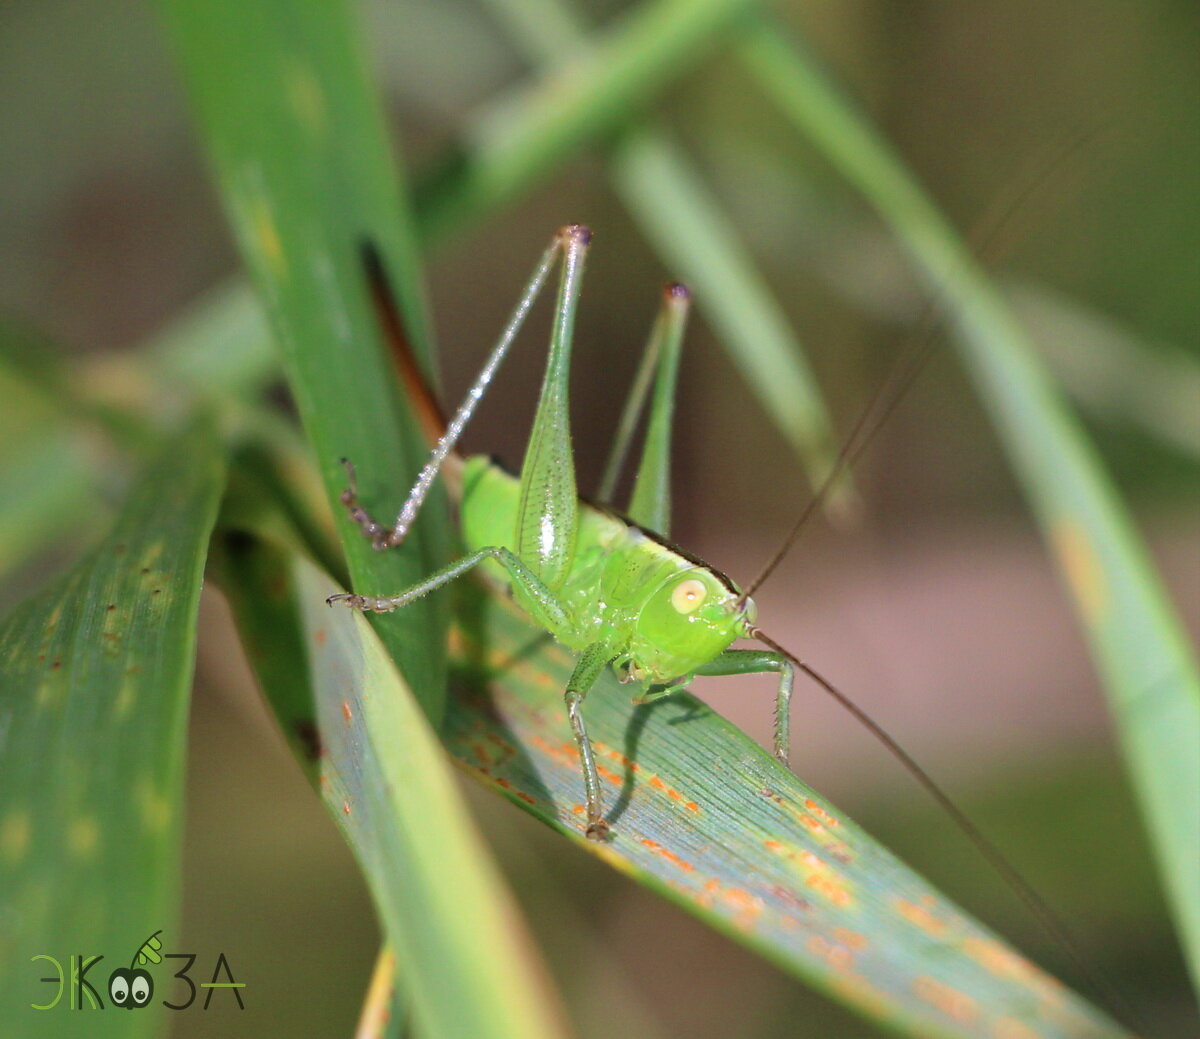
[329,223,1130,1015]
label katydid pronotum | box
[328,223,1126,1014]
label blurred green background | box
[1,0,1197,1035]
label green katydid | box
[327,224,1133,1016]
[327,224,1005,863]
[330,224,789,840]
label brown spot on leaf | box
[640,838,695,873]
[913,976,978,1023]
[294,720,323,762]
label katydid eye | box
[671,578,707,614]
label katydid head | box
[628,567,756,681]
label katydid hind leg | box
[626,283,690,536]
[597,283,691,526]
[515,226,591,589]
[338,458,395,550]
[338,228,569,552]
[596,305,661,506]
[694,649,794,763]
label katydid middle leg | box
[694,650,795,763]
[564,643,619,838]
[328,544,571,632]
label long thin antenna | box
[740,122,1112,601]
[749,626,1142,1031]
[739,331,923,599]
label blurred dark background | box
[2,0,1197,1035]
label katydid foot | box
[326,592,399,613]
[338,458,400,551]
[585,818,611,841]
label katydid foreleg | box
[693,650,795,764]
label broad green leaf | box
[0,422,224,1037]
[217,514,1129,1038]
[442,585,1129,1039]
[213,533,569,1039]
[738,16,1200,992]
[160,0,451,723]
[0,348,109,582]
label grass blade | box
[211,505,1131,1037]
[131,280,276,404]
[441,583,1131,1039]
[1007,281,1200,461]
[0,424,101,582]
[414,0,758,241]
[213,532,569,1039]
[0,279,294,585]
[159,0,451,723]
[739,16,1200,991]
[0,422,224,1037]
[356,946,405,1039]
[0,342,111,582]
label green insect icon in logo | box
[108,930,162,1010]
